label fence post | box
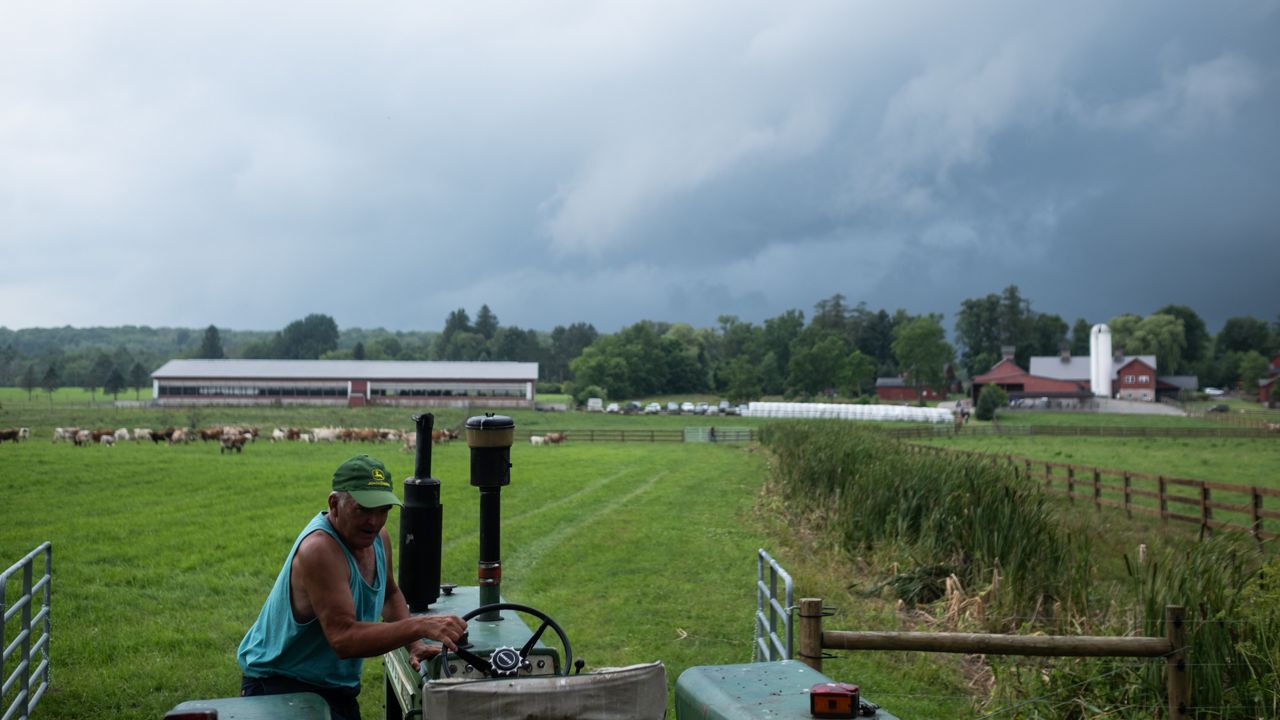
[1123,472,1132,519]
[1159,477,1168,525]
[1252,489,1263,547]
[1200,485,1212,536]
[1166,605,1189,719]
[1093,468,1101,512]
[799,598,824,673]
[1044,463,1052,490]
[1066,466,1074,502]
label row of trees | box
[567,299,955,404]
[953,286,1279,392]
[3,291,1276,405]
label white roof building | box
[151,359,538,408]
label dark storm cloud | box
[1,1,1276,334]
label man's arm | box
[293,529,466,660]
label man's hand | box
[407,615,467,672]
[408,640,441,671]
[418,614,467,651]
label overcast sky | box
[2,1,1277,336]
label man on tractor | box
[237,454,467,720]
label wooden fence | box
[885,424,1278,440]
[512,427,756,443]
[798,598,1190,718]
[906,444,1280,543]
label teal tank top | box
[237,512,386,689]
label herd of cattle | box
[0,424,547,453]
[1,426,572,451]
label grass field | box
[6,398,1276,718]
[0,416,972,719]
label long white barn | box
[150,359,538,408]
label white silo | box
[1089,324,1112,398]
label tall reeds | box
[763,421,1278,717]
[763,421,1071,620]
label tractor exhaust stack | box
[465,413,514,622]
[399,413,442,612]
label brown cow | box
[431,429,458,445]
[0,428,18,443]
[544,432,567,445]
[220,433,247,454]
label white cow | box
[74,430,92,446]
[18,427,30,441]
[54,427,79,443]
[134,428,153,442]
[529,436,546,446]
[115,428,130,442]
[271,428,287,443]
[99,434,116,447]
[311,427,340,443]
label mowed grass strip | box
[0,434,783,718]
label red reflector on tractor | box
[810,682,859,718]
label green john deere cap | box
[332,455,402,508]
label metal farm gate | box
[2,543,52,720]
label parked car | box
[624,401,643,414]
[680,401,695,414]
[1204,387,1225,396]
[1207,404,1230,413]
[704,405,719,416]
[644,402,662,414]
[694,402,709,415]
[586,397,604,413]
[666,401,680,414]
[718,400,731,412]
[605,402,620,413]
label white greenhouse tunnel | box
[743,401,954,424]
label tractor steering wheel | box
[438,603,573,679]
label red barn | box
[875,377,939,403]
[1114,358,1157,402]
[970,358,1085,403]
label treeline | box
[952,286,1280,392]
[2,290,1276,403]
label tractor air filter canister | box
[465,414,514,619]
[400,413,442,612]
[465,414,514,488]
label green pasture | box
[10,399,1268,718]
[0,421,970,718]
[918,434,1280,490]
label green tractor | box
[166,414,897,720]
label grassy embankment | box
[761,421,1279,717]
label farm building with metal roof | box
[150,359,538,408]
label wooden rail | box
[512,428,756,443]
[798,598,1190,718]
[885,424,1278,439]
[905,444,1280,543]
